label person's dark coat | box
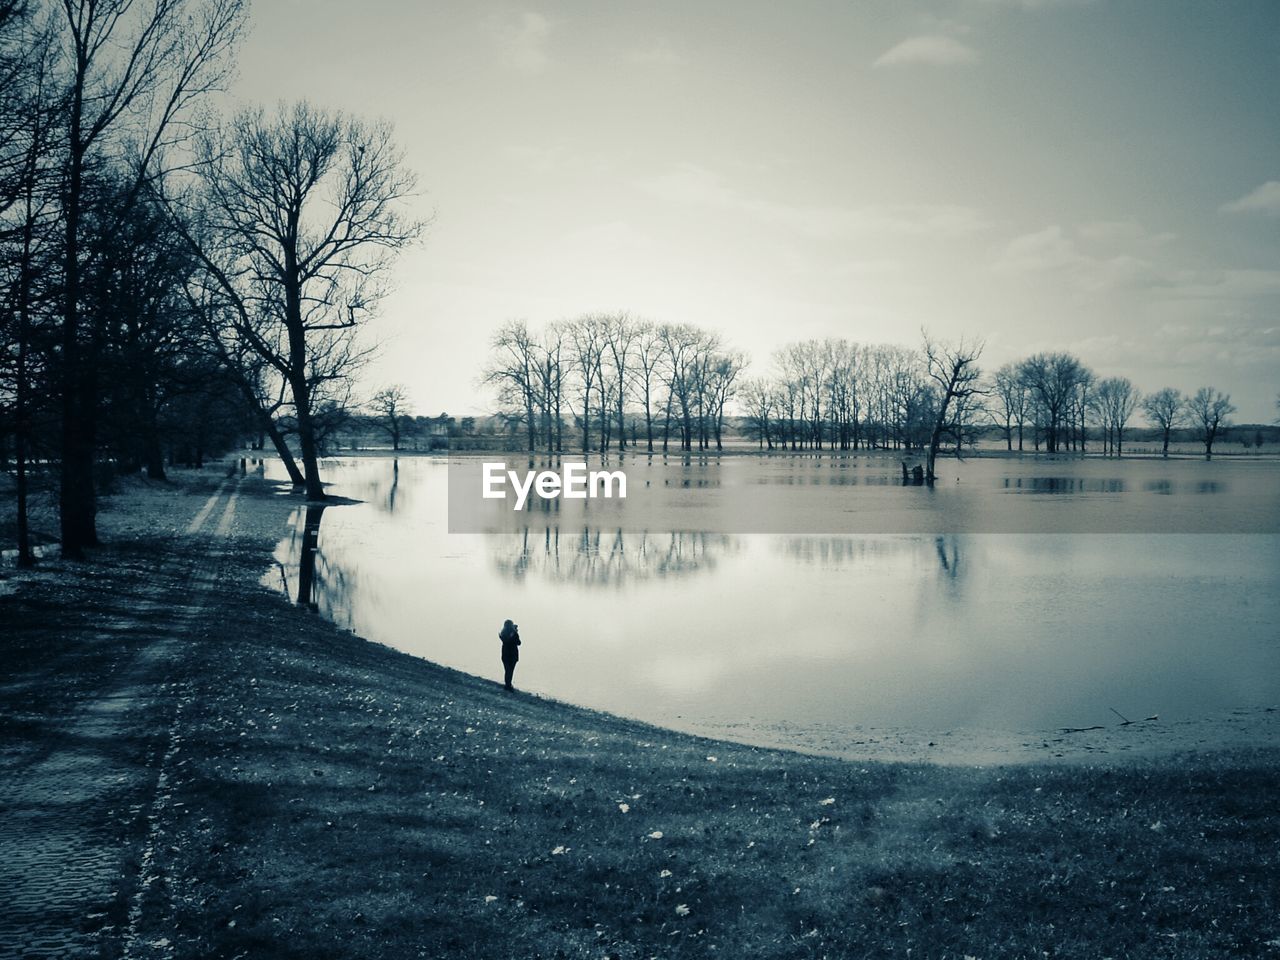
[499,622,521,665]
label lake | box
[265,454,1280,745]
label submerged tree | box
[483,319,540,452]
[1188,387,1235,461]
[989,362,1028,452]
[1142,387,1185,457]
[1092,376,1140,457]
[923,334,984,482]
[1017,352,1088,454]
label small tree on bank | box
[369,384,412,451]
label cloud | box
[627,39,685,66]
[1076,219,1176,246]
[873,35,979,68]
[994,225,1171,292]
[1220,181,1280,216]
[638,163,988,239]
[970,0,1093,8]
[996,221,1280,308]
[1165,268,1280,300]
[484,11,550,74]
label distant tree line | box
[0,1,419,565]
[988,360,1237,461]
[483,314,746,453]
[484,321,1255,468]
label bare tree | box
[567,314,606,452]
[534,323,565,453]
[923,333,984,482]
[740,377,775,449]
[181,276,306,484]
[989,362,1028,451]
[0,4,60,566]
[369,384,412,451]
[687,328,723,450]
[602,311,640,451]
[1188,387,1235,461]
[630,321,663,452]
[705,349,746,450]
[183,101,421,500]
[483,319,539,451]
[658,323,699,451]
[1092,376,1140,457]
[1018,352,1087,454]
[52,0,246,555]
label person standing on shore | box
[499,619,521,691]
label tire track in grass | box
[0,477,239,960]
[121,482,243,960]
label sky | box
[230,0,1280,421]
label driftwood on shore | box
[1060,710,1160,734]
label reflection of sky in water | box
[269,457,1280,733]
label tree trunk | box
[283,254,325,500]
[14,173,36,567]
[644,384,653,452]
[293,371,325,499]
[262,410,305,485]
[617,388,626,452]
[524,378,535,452]
[60,96,98,558]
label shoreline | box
[665,706,1280,767]
[315,444,1280,463]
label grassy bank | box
[2,472,1278,959]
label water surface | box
[267,455,1280,739]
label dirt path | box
[0,478,242,960]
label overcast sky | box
[231,0,1280,421]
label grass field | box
[2,471,1278,958]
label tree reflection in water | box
[935,536,960,580]
[275,503,358,627]
[490,527,738,587]
[777,534,965,584]
[295,504,327,609]
[778,537,923,567]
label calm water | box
[267,455,1280,735]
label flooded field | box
[268,454,1280,744]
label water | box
[267,455,1280,737]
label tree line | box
[483,314,746,454]
[484,318,1251,470]
[0,0,419,565]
